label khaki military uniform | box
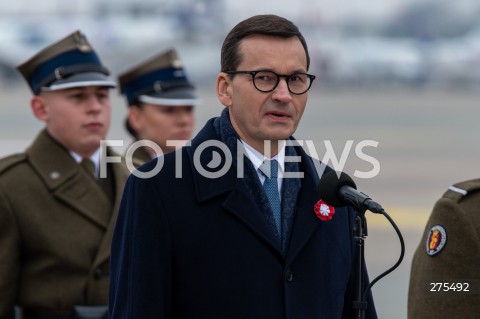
[127,143,152,168]
[408,179,480,319]
[0,130,129,318]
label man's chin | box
[83,136,105,150]
[263,131,294,143]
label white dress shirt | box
[241,140,285,194]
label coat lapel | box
[27,130,130,269]
[188,120,283,257]
[92,156,130,269]
[286,147,325,264]
[27,130,112,229]
[188,116,330,261]
[222,179,283,256]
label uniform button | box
[49,171,60,180]
[286,269,293,282]
[94,268,103,279]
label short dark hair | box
[221,14,310,72]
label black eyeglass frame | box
[226,70,316,95]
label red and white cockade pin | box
[314,200,335,221]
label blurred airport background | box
[3,0,480,88]
[2,1,480,318]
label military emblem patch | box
[426,225,447,256]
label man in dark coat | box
[109,14,377,319]
[0,30,129,319]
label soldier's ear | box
[216,72,233,108]
[127,105,143,132]
[31,95,48,121]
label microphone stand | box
[350,205,405,319]
[352,208,368,319]
[317,171,405,318]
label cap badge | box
[74,32,92,53]
[154,81,163,92]
[54,67,65,80]
[426,225,447,256]
[172,58,182,68]
[314,200,335,221]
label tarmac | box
[2,83,480,319]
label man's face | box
[219,35,309,155]
[35,86,111,157]
[129,104,194,154]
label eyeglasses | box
[226,70,316,95]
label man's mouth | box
[266,111,290,119]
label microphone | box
[317,171,384,214]
[318,171,405,314]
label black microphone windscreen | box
[317,171,357,207]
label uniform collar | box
[26,130,81,190]
[70,148,101,178]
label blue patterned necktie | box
[260,159,281,236]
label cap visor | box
[41,72,116,91]
[138,87,201,106]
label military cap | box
[118,48,200,106]
[17,30,116,94]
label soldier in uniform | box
[0,31,129,319]
[408,179,480,318]
[118,48,200,167]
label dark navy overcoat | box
[109,116,377,319]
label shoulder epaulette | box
[0,153,27,174]
[442,178,480,202]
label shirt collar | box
[241,140,286,173]
[70,148,101,177]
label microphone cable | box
[362,207,405,302]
